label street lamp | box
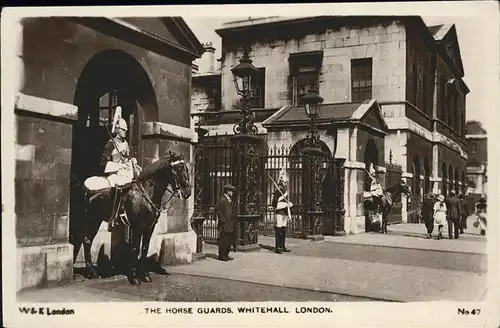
[300,88,325,239]
[230,48,262,251]
[231,49,260,135]
[301,88,325,157]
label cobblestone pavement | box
[17,273,375,303]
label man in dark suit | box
[421,192,435,239]
[446,190,462,239]
[458,193,468,234]
[217,184,237,261]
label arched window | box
[461,171,466,195]
[448,164,453,196]
[412,155,421,197]
[423,158,431,196]
[441,163,447,196]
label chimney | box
[202,42,216,73]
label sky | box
[184,15,487,128]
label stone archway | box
[412,155,421,197]
[448,164,453,196]
[423,158,431,196]
[69,49,159,264]
[441,163,447,196]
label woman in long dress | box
[433,194,447,240]
[474,197,487,236]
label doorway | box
[69,49,158,252]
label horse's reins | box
[138,159,188,228]
[98,118,185,226]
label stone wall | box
[22,17,192,128]
[220,21,407,110]
[15,94,76,291]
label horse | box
[364,181,412,234]
[70,151,192,285]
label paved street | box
[18,273,373,303]
[17,222,487,303]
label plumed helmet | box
[369,163,376,175]
[278,167,289,186]
[116,118,128,131]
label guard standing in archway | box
[272,167,293,254]
[100,106,141,231]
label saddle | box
[83,176,134,194]
[84,175,135,231]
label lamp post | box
[191,118,209,260]
[301,89,325,240]
[230,48,262,252]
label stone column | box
[141,122,197,265]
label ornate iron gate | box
[193,133,233,244]
[258,146,345,237]
[194,139,347,243]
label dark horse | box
[364,181,412,234]
[71,152,192,285]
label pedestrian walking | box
[458,193,468,233]
[217,184,237,261]
[433,194,447,240]
[421,192,435,238]
[446,190,461,239]
[473,197,487,236]
[271,167,293,254]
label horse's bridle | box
[139,159,189,218]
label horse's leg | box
[127,227,142,285]
[382,202,391,234]
[137,225,155,283]
[82,214,103,279]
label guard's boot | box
[108,187,122,232]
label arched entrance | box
[423,158,431,196]
[441,163,447,196]
[412,155,421,198]
[289,139,332,236]
[289,139,332,211]
[69,49,159,259]
[448,164,453,196]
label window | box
[251,68,266,108]
[296,67,320,105]
[351,58,373,102]
[289,51,323,105]
[471,143,477,153]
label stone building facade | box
[465,121,487,196]
[14,17,203,291]
[191,16,469,233]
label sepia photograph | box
[2,3,498,328]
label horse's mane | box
[139,153,182,180]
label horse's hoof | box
[128,277,142,285]
[140,275,152,283]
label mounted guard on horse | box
[74,106,192,285]
[83,106,142,231]
[363,163,384,219]
[363,163,411,233]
